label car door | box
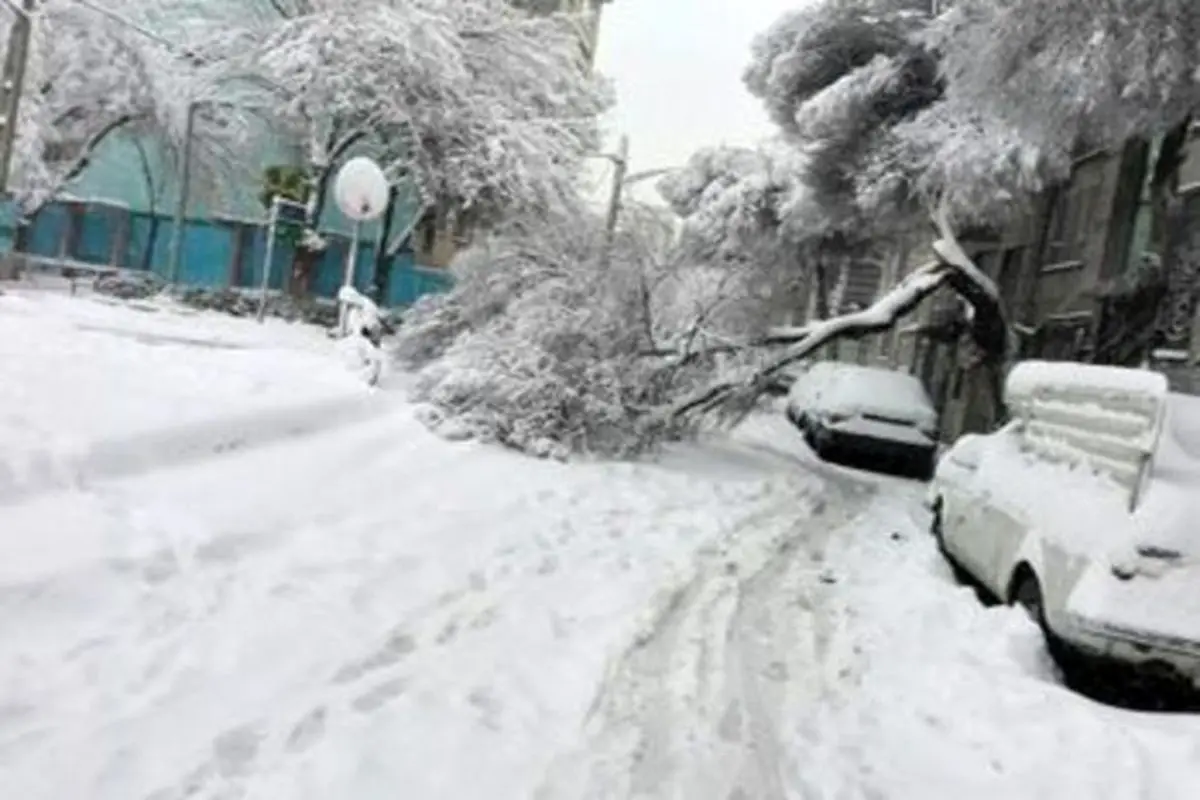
[970,484,1030,600]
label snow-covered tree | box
[676,0,1200,425]
[395,201,737,458]
[667,0,1019,426]
[5,1,255,222]
[235,0,610,289]
[744,0,940,233]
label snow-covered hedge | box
[395,211,729,458]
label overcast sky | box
[590,0,801,196]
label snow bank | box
[0,289,379,501]
[778,490,1200,799]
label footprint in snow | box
[285,706,328,753]
[331,627,417,685]
[351,677,408,713]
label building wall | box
[6,198,450,308]
[890,133,1200,442]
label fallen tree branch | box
[670,260,950,419]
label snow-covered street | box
[3,292,1200,799]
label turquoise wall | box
[64,127,422,245]
[11,197,451,308]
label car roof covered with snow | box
[789,362,934,420]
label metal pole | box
[256,197,280,323]
[602,134,629,268]
[339,218,362,335]
[0,0,33,196]
[167,100,197,283]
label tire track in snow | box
[538,472,877,800]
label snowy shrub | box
[93,272,164,301]
[396,209,725,457]
[172,287,339,327]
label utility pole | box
[166,100,197,283]
[0,0,34,196]
[601,134,629,267]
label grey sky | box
[593,0,800,185]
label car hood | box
[1068,559,1200,645]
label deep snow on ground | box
[0,287,364,456]
[0,287,381,502]
[1,289,1200,799]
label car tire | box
[1012,571,1046,625]
[1010,569,1072,667]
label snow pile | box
[789,491,1200,799]
[0,289,377,500]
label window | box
[1046,171,1104,265]
[997,247,1025,306]
[1044,191,1076,264]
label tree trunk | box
[812,259,832,319]
[372,184,400,303]
[291,247,317,295]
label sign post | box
[333,157,389,335]
[255,197,307,323]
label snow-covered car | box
[930,360,1200,696]
[785,361,939,477]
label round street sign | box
[334,157,390,222]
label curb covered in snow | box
[0,390,391,505]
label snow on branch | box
[670,196,1010,422]
[670,260,950,419]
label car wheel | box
[1010,568,1081,677]
[1012,572,1044,623]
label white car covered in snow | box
[930,360,1200,696]
[786,362,940,477]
